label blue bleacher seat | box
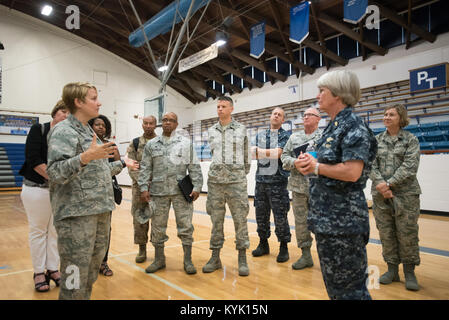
[434,141,449,150]
[438,121,449,131]
[419,123,439,132]
[425,130,447,142]
[404,124,421,133]
[420,142,434,150]
[414,132,427,142]
[371,127,385,135]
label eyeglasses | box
[303,113,320,118]
[161,118,177,123]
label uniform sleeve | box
[188,142,203,193]
[278,131,290,149]
[369,135,385,185]
[126,141,140,183]
[388,135,420,187]
[341,124,371,164]
[47,127,84,184]
[244,133,251,174]
[137,143,152,192]
[109,160,124,177]
[281,136,296,171]
[25,124,45,169]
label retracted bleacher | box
[0,143,25,191]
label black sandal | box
[33,273,50,292]
[45,270,61,287]
[99,262,113,276]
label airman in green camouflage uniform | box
[126,115,157,263]
[370,104,422,291]
[47,82,137,300]
[281,107,322,270]
[138,112,203,275]
[202,96,251,277]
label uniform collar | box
[267,127,285,135]
[68,114,92,134]
[380,128,406,142]
[215,118,238,132]
[154,133,180,145]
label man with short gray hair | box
[281,107,322,270]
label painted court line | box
[112,256,204,300]
[192,210,449,259]
[123,197,449,258]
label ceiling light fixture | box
[155,58,168,72]
[41,5,53,16]
[215,31,228,47]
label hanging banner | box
[250,21,265,59]
[178,43,218,73]
[289,1,310,45]
[343,0,368,24]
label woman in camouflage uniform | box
[47,82,137,299]
[370,104,421,291]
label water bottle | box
[306,141,317,179]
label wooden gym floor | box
[1,187,448,300]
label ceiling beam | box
[230,48,287,82]
[310,1,330,70]
[216,1,348,66]
[211,58,264,88]
[268,0,299,76]
[317,12,388,56]
[372,1,436,45]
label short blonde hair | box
[317,70,361,107]
[385,104,410,128]
[62,82,97,114]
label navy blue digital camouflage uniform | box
[308,107,377,300]
[253,128,291,243]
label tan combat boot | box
[183,245,197,275]
[135,244,147,263]
[238,249,249,276]
[145,246,166,273]
[202,249,222,273]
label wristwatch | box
[314,162,320,175]
[121,160,126,168]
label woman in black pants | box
[88,114,120,276]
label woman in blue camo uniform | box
[369,104,421,291]
[297,70,377,300]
